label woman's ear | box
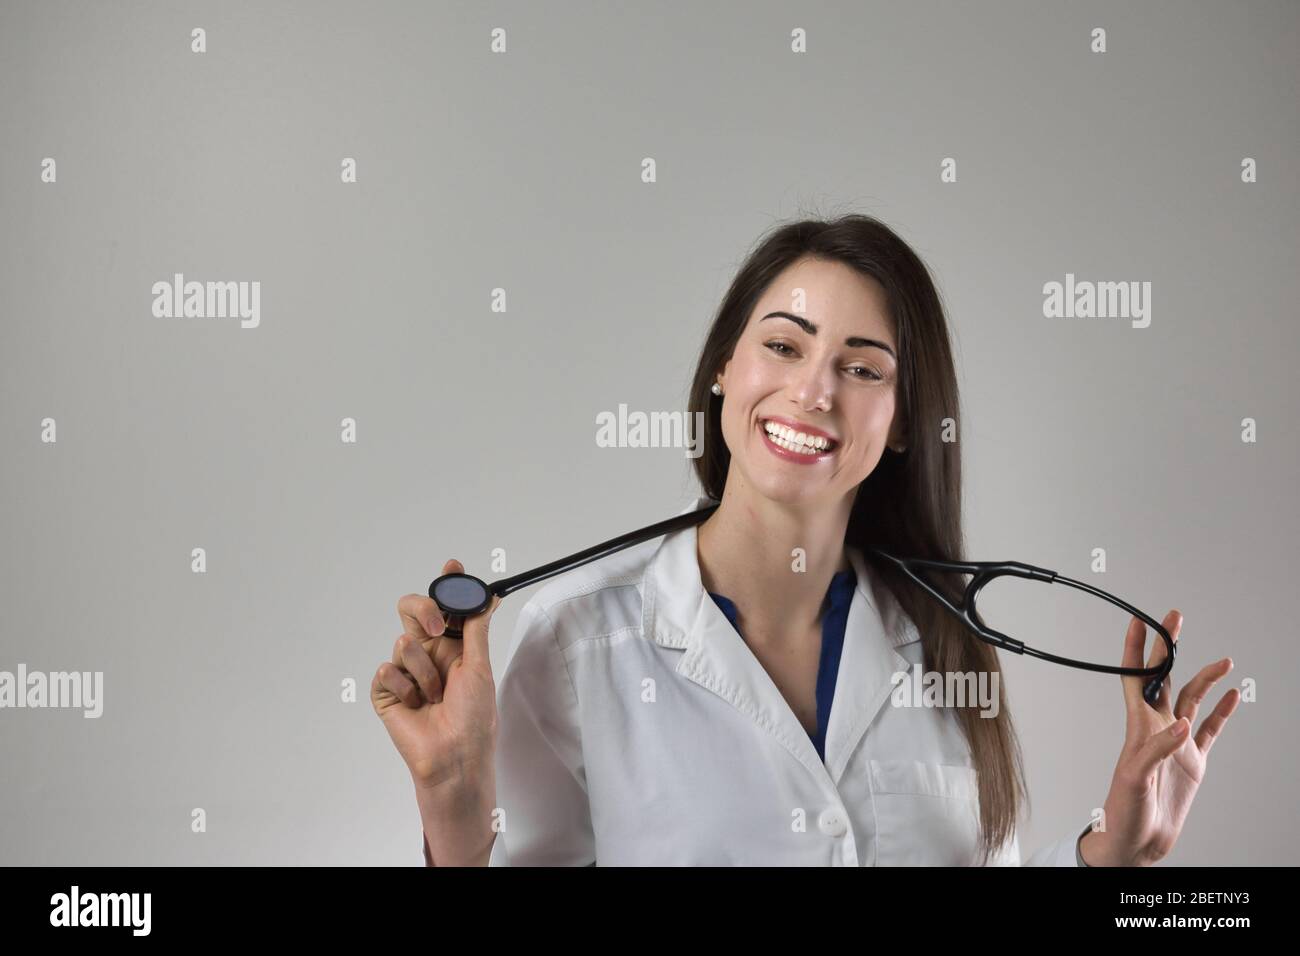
[714,359,731,394]
[888,420,908,453]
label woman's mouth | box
[757,418,838,462]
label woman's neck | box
[696,484,854,642]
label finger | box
[1194,686,1241,757]
[1145,610,1182,670]
[1122,611,1180,720]
[432,621,466,676]
[370,667,395,707]
[1174,657,1232,727]
[398,592,446,642]
[394,628,458,695]
[429,559,471,677]
[460,592,502,671]
[376,661,423,709]
[400,634,445,705]
[370,667,406,715]
[396,559,466,682]
[1146,610,1183,714]
[1132,717,1191,780]
[1120,615,1150,713]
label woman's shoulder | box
[510,534,662,652]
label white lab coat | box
[472,496,1090,866]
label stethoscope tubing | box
[429,504,721,632]
[429,502,1175,704]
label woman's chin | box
[746,472,833,508]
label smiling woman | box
[376,212,1236,868]
[682,216,1040,861]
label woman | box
[372,214,1239,866]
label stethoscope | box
[430,502,1175,706]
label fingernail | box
[1172,719,1188,737]
[429,617,443,635]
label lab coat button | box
[817,808,848,837]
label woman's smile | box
[756,416,839,464]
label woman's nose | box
[791,363,835,411]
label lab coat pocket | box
[868,759,982,866]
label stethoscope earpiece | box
[870,549,1176,707]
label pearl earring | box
[711,383,723,396]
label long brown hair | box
[686,212,1027,863]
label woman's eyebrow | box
[760,311,896,359]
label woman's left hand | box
[1081,610,1241,866]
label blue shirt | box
[706,567,857,763]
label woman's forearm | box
[414,768,497,867]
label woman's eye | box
[765,342,883,380]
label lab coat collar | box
[642,496,918,788]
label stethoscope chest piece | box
[429,572,493,617]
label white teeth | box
[761,420,834,454]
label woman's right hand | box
[371,559,502,792]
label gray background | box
[1,0,1296,865]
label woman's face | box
[716,256,903,511]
